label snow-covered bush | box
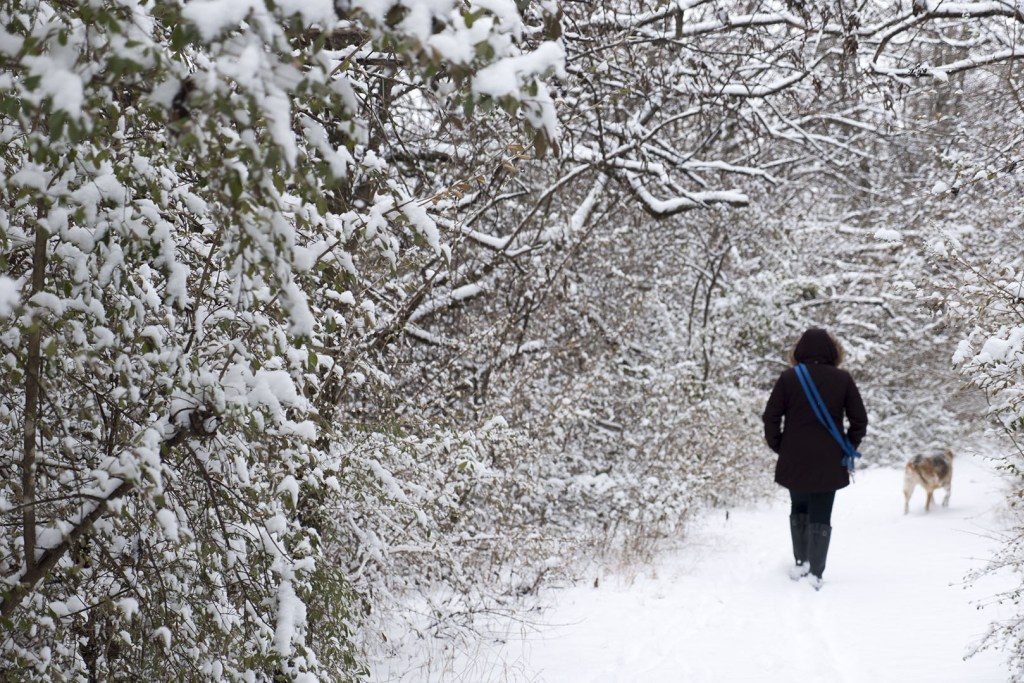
[0,1,560,679]
[938,173,1024,671]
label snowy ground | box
[373,450,1018,681]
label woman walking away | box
[762,328,868,590]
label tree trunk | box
[22,222,47,572]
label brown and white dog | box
[903,449,954,514]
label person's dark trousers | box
[789,513,809,566]
[789,490,835,577]
[789,490,835,525]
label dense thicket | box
[1,0,1023,679]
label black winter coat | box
[762,329,868,492]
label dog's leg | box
[903,476,914,515]
[925,489,934,512]
[942,483,951,508]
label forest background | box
[0,0,1023,679]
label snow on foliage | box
[3,0,1024,679]
[0,277,17,317]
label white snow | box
[978,337,1012,363]
[0,26,22,56]
[262,93,298,167]
[626,174,749,214]
[873,227,902,242]
[273,578,308,657]
[374,453,1015,680]
[460,226,510,250]
[182,0,258,41]
[953,339,974,365]
[428,16,498,64]
[10,164,50,191]
[281,281,315,336]
[277,475,300,507]
[451,283,484,301]
[0,277,18,317]
[153,626,172,649]
[116,597,140,620]
[970,327,1019,366]
[472,42,566,99]
[274,0,335,25]
[21,56,84,117]
[156,508,180,542]
[473,0,521,28]
[401,200,441,253]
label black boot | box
[807,523,832,590]
[788,514,809,580]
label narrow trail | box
[390,451,1017,681]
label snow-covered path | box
[381,451,1017,681]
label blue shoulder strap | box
[794,363,861,474]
